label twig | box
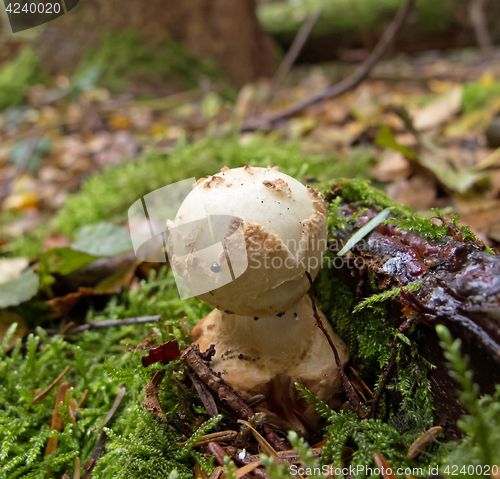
[94,384,126,432]
[68,315,162,334]
[270,7,324,89]
[181,344,288,451]
[241,0,414,131]
[189,371,219,418]
[32,365,70,405]
[305,272,369,419]
[368,341,399,419]
[82,431,107,479]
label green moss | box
[462,80,500,114]
[0,48,46,110]
[75,30,218,92]
[437,325,500,475]
[0,268,211,479]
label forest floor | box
[2,47,500,252]
[0,44,500,479]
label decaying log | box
[325,183,500,437]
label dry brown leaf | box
[46,288,94,318]
[406,426,443,459]
[371,151,411,182]
[45,381,71,456]
[413,87,462,131]
[372,453,397,479]
[143,370,167,421]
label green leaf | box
[40,247,99,276]
[419,155,488,194]
[71,222,132,257]
[8,138,52,173]
[0,269,39,308]
[376,125,416,159]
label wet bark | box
[325,183,500,437]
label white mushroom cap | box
[168,165,328,317]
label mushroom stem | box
[192,295,349,433]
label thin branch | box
[68,315,162,334]
[241,0,414,131]
[181,344,288,451]
[270,7,324,89]
[306,272,369,419]
[368,341,399,419]
[94,384,126,433]
[32,365,70,405]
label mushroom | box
[168,165,349,433]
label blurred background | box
[1,0,500,256]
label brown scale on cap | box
[244,164,255,175]
[203,176,226,189]
[262,179,292,198]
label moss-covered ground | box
[1,137,499,478]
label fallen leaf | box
[143,370,167,421]
[413,87,462,131]
[406,426,443,459]
[385,175,437,211]
[0,257,29,284]
[71,222,132,257]
[2,191,38,210]
[0,268,39,308]
[376,125,416,159]
[141,340,181,367]
[419,152,488,194]
[46,287,94,317]
[372,453,397,479]
[372,150,411,182]
[109,114,132,130]
[45,382,71,456]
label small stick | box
[368,341,399,419]
[32,365,70,405]
[208,466,224,479]
[271,7,324,89]
[208,442,228,467]
[82,431,107,479]
[306,272,369,419]
[94,384,126,432]
[189,372,219,417]
[177,430,237,447]
[69,316,162,334]
[181,345,288,451]
[243,448,322,464]
[241,0,414,131]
